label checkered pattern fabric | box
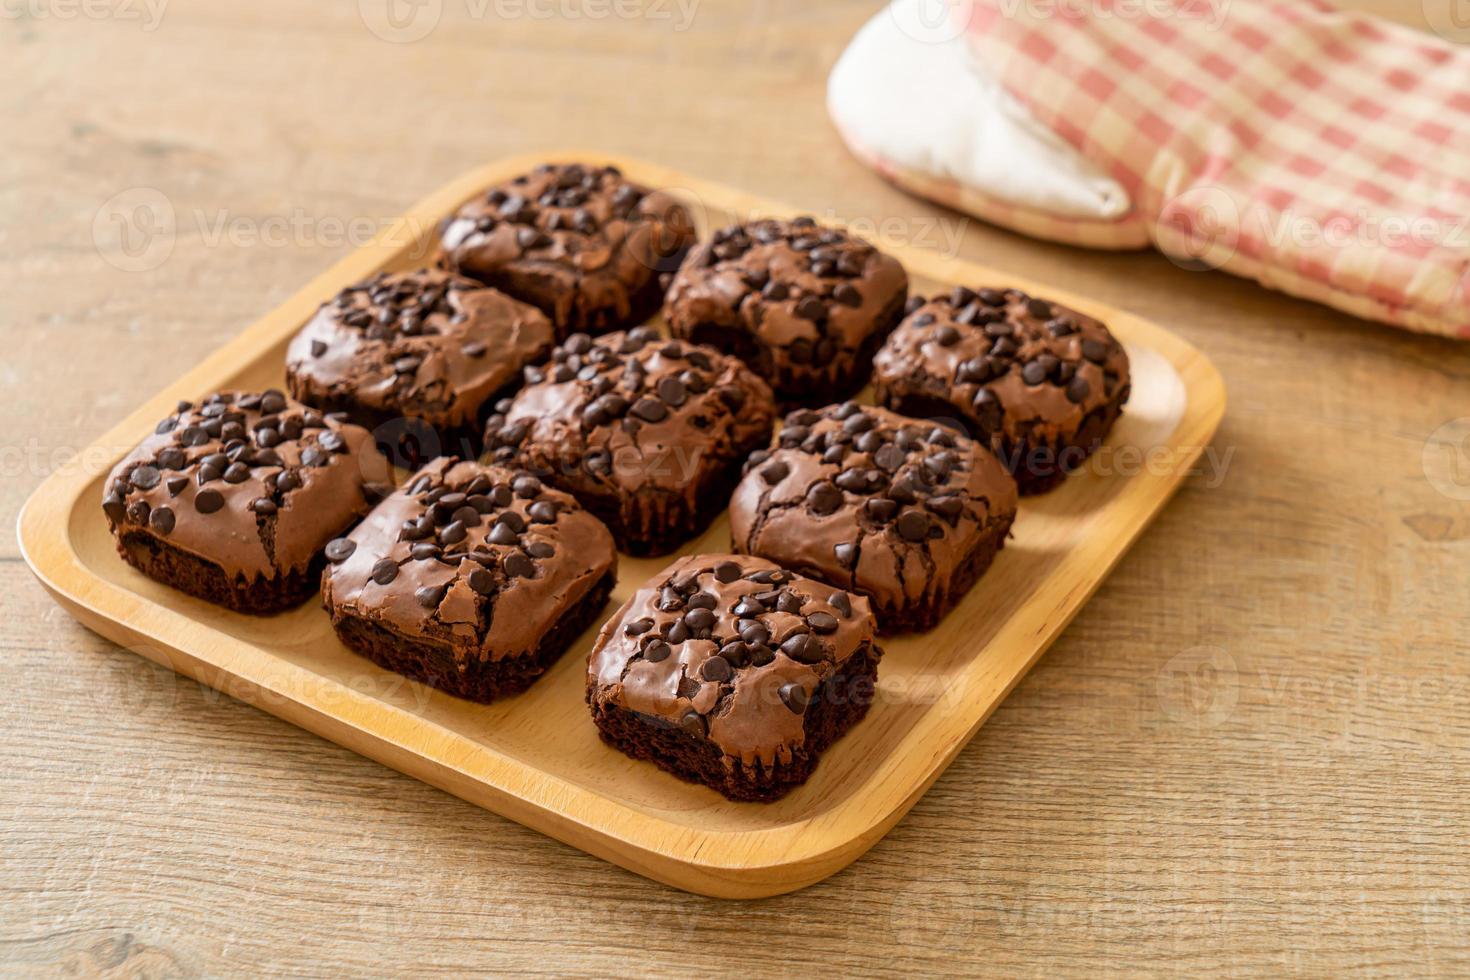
[854,0,1470,339]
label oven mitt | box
[829,0,1470,340]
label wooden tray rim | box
[17,151,1227,897]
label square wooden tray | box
[18,152,1225,898]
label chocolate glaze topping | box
[439,163,694,334]
[322,458,617,661]
[588,554,879,769]
[872,287,1130,450]
[664,217,908,387]
[102,390,388,582]
[729,403,1018,616]
[483,327,776,535]
[286,267,555,431]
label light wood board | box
[17,154,1223,898]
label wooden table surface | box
[5,0,1469,974]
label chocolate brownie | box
[483,328,777,556]
[587,554,881,802]
[102,390,389,614]
[729,403,1017,633]
[663,217,909,404]
[321,457,617,703]
[439,162,695,336]
[872,287,1131,494]
[286,267,555,467]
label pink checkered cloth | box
[853,0,1470,340]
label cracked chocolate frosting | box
[729,403,1017,631]
[872,287,1130,479]
[588,554,879,770]
[102,390,388,582]
[483,327,776,553]
[439,163,694,335]
[664,216,909,401]
[286,267,555,437]
[321,457,617,662]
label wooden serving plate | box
[18,153,1225,898]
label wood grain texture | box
[3,0,1469,972]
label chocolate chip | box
[625,617,655,636]
[1022,360,1047,385]
[194,488,224,514]
[794,296,826,321]
[684,607,715,631]
[828,591,853,618]
[371,559,399,585]
[762,280,789,301]
[1082,337,1109,363]
[415,584,446,608]
[972,389,1003,431]
[655,376,688,408]
[148,506,175,534]
[1027,297,1054,319]
[934,326,960,347]
[468,568,495,595]
[438,520,467,545]
[528,501,558,524]
[325,538,357,562]
[1066,376,1091,403]
[503,552,535,578]
[864,498,897,523]
[778,682,809,713]
[760,461,790,485]
[631,397,668,423]
[896,511,930,542]
[806,611,838,634]
[950,286,977,307]
[678,711,707,738]
[485,522,516,546]
[644,640,671,663]
[714,561,743,583]
[832,283,862,307]
[129,465,161,490]
[873,444,906,472]
[251,497,277,516]
[512,476,542,498]
[780,632,823,664]
[701,656,733,682]
[806,481,844,516]
[834,542,856,565]
[165,476,188,497]
[526,541,554,559]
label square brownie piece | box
[729,403,1018,633]
[587,554,882,802]
[872,286,1131,494]
[483,327,777,556]
[664,217,909,404]
[286,267,555,467]
[439,162,695,337]
[102,390,389,614]
[321,458,617,703]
